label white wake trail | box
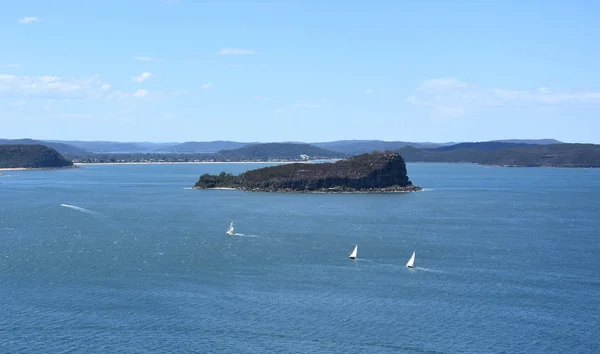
[60,204,103,216]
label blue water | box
[1,163,598,353]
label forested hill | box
[0,139,88,156]
[217,143,344,160]
[194,152,420,192]
[0,144,74,169]
[399,143,600,167]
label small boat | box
[226,221,234,236]
[348,245,358,260]
[406,250,415,268]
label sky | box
[1,0,599,143]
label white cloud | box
[132,72,153,82]
[5,64,21,68]
[44,99,56,111]
[201,82,215,89]
[134,56,161,62]
[0,74,99,98]
[275,109,285,115]
[19,17,39,24]
[253,96,269,101]
[406,77,600,116]
[365,89,384,95]
[133,89,149,97]
[100,84,112,90]
[217,48,256,55]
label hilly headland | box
[194,151,421,193]
[0,144,74,170]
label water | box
[1,163,598,353]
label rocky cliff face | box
[195,152,421,192]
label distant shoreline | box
[0,165,77,172]
[74,161,313,166]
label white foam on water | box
[232,233,260,238]
[414,267,447,274]
[60,204,103,217]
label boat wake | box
[60,204,103,217]
[414,267,447,274]
[232,233,260,238]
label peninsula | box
[0,144,74,169]
[194,151,421,193]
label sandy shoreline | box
[0,166,77,172]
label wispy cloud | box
[365,89,384,95]
[275,109,285,115]
[253,96,269,101]
[406,77,600,116]
[0,74,99,98]
[134,56,161,62]
[217,48,256,55]
[5,64,21,68]
[133,89,149,97]
[164,0,181,3]
[132,72,153,82]
[19,17,39,24]
[201,82,215,89]
[100,84,112,90]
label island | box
[0,144,74,169]
[194,151,421,193]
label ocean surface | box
[1,163,598,353]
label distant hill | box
[0,144,74,169]
[399,143,600,167]
[312,140,453,155]
[217,143,344,160]
[431,142,534,152]
[0,139,88,156]
[172,141,253,153]
[48,140,179,153]
[491,139,563,145]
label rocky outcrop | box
[194,151,421,192]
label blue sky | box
[1,0,599,143]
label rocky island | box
[0,144,74,169]
[194,151,421,193]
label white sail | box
[349,245,358,259]
[226,221,234,235]
[406,251,415,268]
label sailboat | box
[406,250,415,268]
[226,221,234,236]
[348,245,358,260]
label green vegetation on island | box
[194,151,421,193]
[0,144,74,169]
